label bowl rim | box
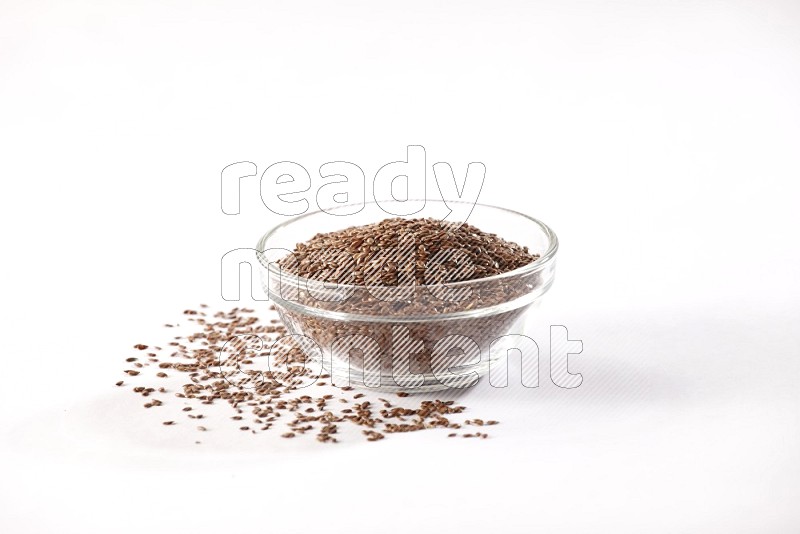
[255,199,558,291]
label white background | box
[2,0,800,532]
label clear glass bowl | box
[256,200,558,392]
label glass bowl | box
[256,200,558,392]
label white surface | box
[2,1,800,532]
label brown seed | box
[162,421,175,426]
[115,381,124,387]
[122,303,500,445]
[275,218,538,387]
[124,370,140,376]
[134,344,148,350]
[197,426,207,431]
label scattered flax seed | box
[125,357,137,362]
[121,306,499,444]
[115,381,124,387]
[396,392,410,397]
[363,430,385,442]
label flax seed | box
[122,305,499,444]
